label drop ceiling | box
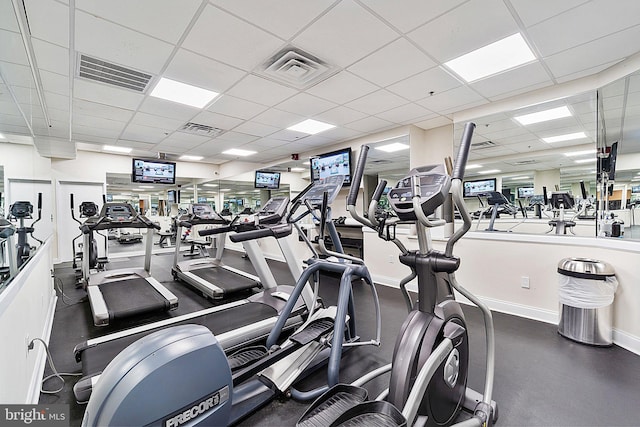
[1,0,640,176]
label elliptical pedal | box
[289,318,334,346]
[297,385,368,427]
[227,347,268,371]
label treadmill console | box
[387,165,451,221]
[190,203,223,222]
[104,203,136,222]
[301,175,345,207]
[243,196,289,225]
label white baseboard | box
[612,328,640,355]
[26,294,58,404]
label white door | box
[7,179,54,250]
[56,181,105,263]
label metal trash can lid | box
[557,257,615,280]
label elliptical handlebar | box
[347,145,369,207]
[452,122,475,181]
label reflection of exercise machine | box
[545,192,578,235]
[576,181,597,220]
[80,202,178,326]
[81,175,383,426]
[0,219,17,282]
[475,191,518,232]
[597,142,624,237]
[8,194,43,268]
[302,122,497,427]
[71,195,108,287]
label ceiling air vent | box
[512,159,538,166]
[471,140,497,149]
[77,54,152,93]
[179,122,224,138]
[257,47,338,89]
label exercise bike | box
[7,193,42,268]
[296,122,498,427]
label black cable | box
[29,338,82,394]
[54,276,85,307]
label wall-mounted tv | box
[517,187,535,198]
[463,178,496,198]
[310,147,352,186]
[632,185,640,194]
[254,170,281,190]
[132,159,176,184]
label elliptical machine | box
[8,193,42,268]
[297,123,497,427]
[71,194,108,287]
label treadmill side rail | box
[87,286,110,326]
[146,276,179,309]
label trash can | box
[557,258,618,346]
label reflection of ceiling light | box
[0,133,5,139]
[150,77,218,108]
[565,149,596,156]
[103,145,132,153]
[543,132,586,143]
[574,158,596,164]
[222,148,256,156]
[466,164,482,169]
[179,155,204,161]
[204,183,218,187]
[510,176,530,180]
[514,106,571,125]
[376,142,409,153]
[287,119,335,135]
[290,167,306,172]
[444,33,535,82]
[140,185,154,189]
[220,188,232,191]
[478,169,501,174]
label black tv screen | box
[254,170,281,189]
[517,187,534,198]
[463,178,496,198]
[132,159,176,184]
[310,147,352,186]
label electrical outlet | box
[521,276,530,289]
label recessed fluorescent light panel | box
[150,77,219,108]
[103,145,132,153]
[290,167,306,172]
[376,142,409,153]
[0,133,5,139]
[287,119,335,135]
[478,169,501,174]
[514,106,572,125]
[444,33,536,82]
[466,164,482,169]
[564,149,596,157]
[542,132,586,143]
[510,176,530,180]
[203,183,218,187]
[574,158,596,164]
[179,155,204,161]
[222,148,256,157]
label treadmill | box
[81,202,178,326]
[171,204,260,299]
[72,195,317,404]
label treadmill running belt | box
[190,267,260,293]
[98,277,170,323]
[80,302,278,376]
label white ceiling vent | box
[257,47,337,89]
[512,159,538,166]
[77,54,152,93]
[471,140,497,149]
[179,122,224,138]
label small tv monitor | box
[632,185,640,194]
[254,170,281,190]
[517,187,535,198]
[132,159,176,184]
[310,147,352,186]
[167,190,178,203]
[463,178,496,198]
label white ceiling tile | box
[0,29,28,65]
[227,74,297,107]
[509,0,589,28]
[44,91,69,111]
[11,86,40,105]
[344,116,394,133]
[320,127,364,141]
[121,123,169,144]
[75,79,144,111]
[269,129,308,142]
[159,133,211,148]
[387,67,463,101]
[31,39,69,75]
[417,86,485,113]
[413,115,452,130]
[48,107,70,123]
[347,38,436,87]
[345,89,407,115]
[182,4,285,71]
[214,131,259,144]
[207,95,268,121]
[233,121,279,137]
[471,62,552,99]
[40,70,69,96]
[0,124,31,135]
[361,0,467,33]
[73,134,115,145]
[306,71,379,105]
[119,140,156,151]
[488,81,554,102]
[292,0,398,68]
[184,142,232,156]
[376,103,434,123]
[76,0,201,44]
[0,114,28,126]
[72,123,121,138]
[0,1,19,32]
[295,134,333,146]
[315,106,368,126]
[75,10,174,74]
[527,0,640,57]
[24,0,68,48]
[74,113,127,132]
[212,0,335,40]
[74,99,135,122]
[398,113,439,126]
[252,108,305,128]
[0,62,33,87]
[164,49,246,94]
[408,0,519,62]
[130,112,184,130]
[274,93,337,117]
[242,137,287,149]
[190,111,243,131]
[138,96,199,121]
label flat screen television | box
[632,185,640,194]
[167,190,178,203]
[254,170,281,189]
[517,187,535,198]
[463,178,496,198]
[598,141,618,181]
[310,147,352,186]
[132,159,176,184]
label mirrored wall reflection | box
[453,91,599,236]
[218,179,290,216]
[597,69,640,239]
